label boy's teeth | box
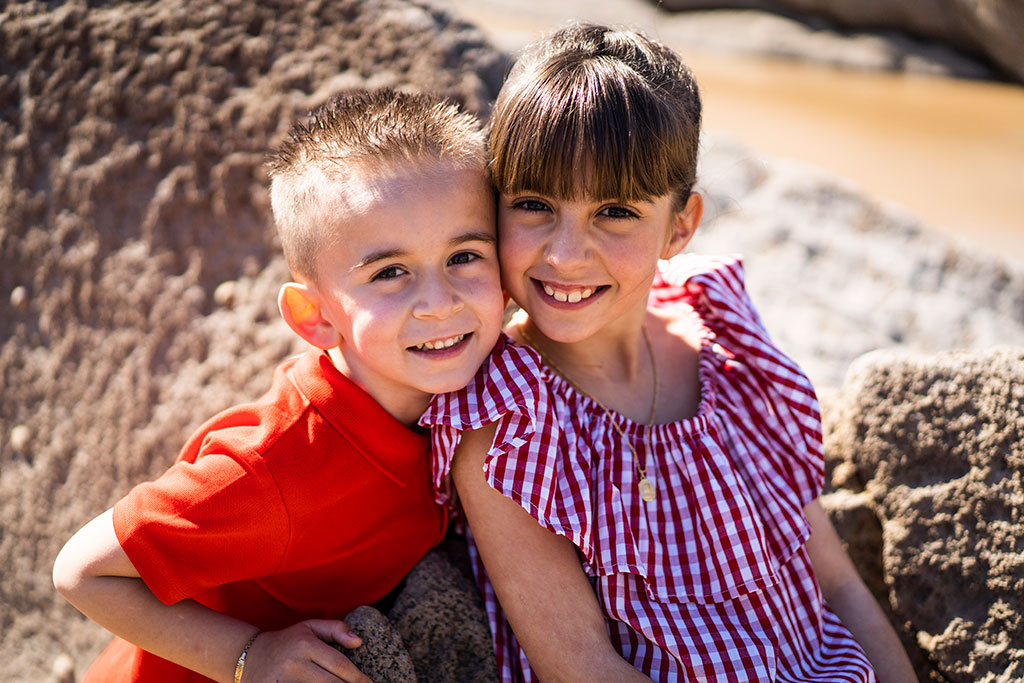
[417,333,465,350]
[543,283,595,303]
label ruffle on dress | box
[421,254,825,607]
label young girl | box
[420,23,916,683]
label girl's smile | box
[498,191,698,344]
[534,279,608,306]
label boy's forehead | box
[311,160,494,268]
[333,158,487,207]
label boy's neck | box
[326,346,431,429]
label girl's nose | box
[413,274,465,320]
[544,217,590,271]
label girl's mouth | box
[534,279,608,305]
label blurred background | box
[448,0,1024,258]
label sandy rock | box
[10,286,28,310]
[213,280,238,308]
[9,424,31,454]
[0,0,507,678]
[828,347,1024,682]
[340,606,418,683]
[653,0,1024,82]
[388,545,499,682]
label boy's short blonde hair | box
[268,89,488,282]
[489,23,701,210]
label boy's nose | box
[413,274,465,320]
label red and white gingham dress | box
[421,255,876,682]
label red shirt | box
[86,348,447,682]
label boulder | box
[826,347,1024,682]
[0,0,506,678]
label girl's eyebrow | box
[352,231,497,271]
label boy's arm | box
[804,499,917,683]
[53,508,370,683]
[452,425,653,683]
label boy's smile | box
[304,163,504,424]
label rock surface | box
[341,606,419,683]
[825,347,1024,683]
[389,545,499,682]
[2,0,1022,681]
[0,0,506,679]
[654,0,1024,82]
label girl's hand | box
[239,619,372,683]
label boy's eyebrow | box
[451,230,497,246]
[351,231,497,271]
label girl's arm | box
[452,424,652,683]
[804,499,917,683]
[52,508,369,683]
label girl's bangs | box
[491,62,676,201]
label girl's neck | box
[516,312,657,423]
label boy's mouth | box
[535,279,607,304]
[410,333,469,352]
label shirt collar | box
[291,348,430,487]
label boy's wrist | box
[233,630,262,683]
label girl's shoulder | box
[421,332,548,432]
[651,253,769,337]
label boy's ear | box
[661,192,704,260]
[278,283,342,350]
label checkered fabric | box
[421,255,876,682]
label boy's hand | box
[243,619,372,683]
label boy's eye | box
[448,251,480,266]
[599,205,639,219]
[371,265,405,281]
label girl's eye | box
[599,205,639,219]
[448,251,480,266]
[512,199,551,213]
[371,265,405,282]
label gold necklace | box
[519,324,660,502]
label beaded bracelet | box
[233,630,262,683]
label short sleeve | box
[113,435,290,605]
[422,336,598,553]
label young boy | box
[53,89,506,683]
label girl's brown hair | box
[489,24,701,209]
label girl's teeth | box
[543,283,595,303]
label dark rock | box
[340,606,418,683]
[388,545,499,682]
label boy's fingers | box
[314,646,373,683]
[308,618,363,648]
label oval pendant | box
[638,477,656,502]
